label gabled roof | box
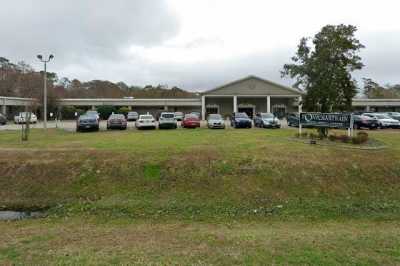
[202,75,304,96]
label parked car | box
[85,110,100,121]
[353,115,378,129]
[287,113,300,127]
[0,113,7,125]
[207,114,225,129]
[174,112,184,121]
[76,114,99,132]
[190,112,201,119]
[363,113,400,128]
[135,114,156,129]
[158,112,177,129]
[230,112,252,128]
[386,112,400,121]
[127,111,139,121]
[14,112,37,124]
[182,114,201,128]
[254,113,281,128]
[107,114,127,130]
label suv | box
[158,112,177,129]
[230,112,252,128]
[353,115,378,129]
[77,114,99,132]
[254,113,281,128]
[85,110,100,121]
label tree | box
[363,78,400,99]
[282,24,364,136]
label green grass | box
[1,127,400,264]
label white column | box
[1,105,6,115]
[164,105,168,111]
[233,96,237,113]
[91,105,96,110]
[365,105,370,112]
[201,95,206,120]
[267,96,271,113]
[298,96,302,113]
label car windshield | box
[140,115,153,120]
[110,114,124,119]
[261,113,274,119]
[128,112,138,115]
[161,113,174,118]
[375,114,390,119]
[235,113,248,118]
[209,114,222,119]
[79,115,93,120]
[86,111,98,115]
[185,114,198,119]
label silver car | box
[158,112,177,129]
[207,114,225,129]
[174,112,184,121]
[127,111,139,121]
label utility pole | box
[37,54,54,130]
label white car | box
[14,112,38,124]
[363,113,400,128]
[135,114,156,129]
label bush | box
[60,106,84,120]
[328,134,337,141]
[97,106,117,120]
[301,132,308,138]
[309,133,318,139]
[118,107,131,116]
[352,132,369,144]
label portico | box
[201,76,303,119]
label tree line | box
[0,57,198,100]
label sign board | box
[300,113,352,129]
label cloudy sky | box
[2,0,400,91]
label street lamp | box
[37,54,54,130]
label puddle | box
[0,211,45,221]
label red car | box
[182,114,200,128]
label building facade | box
[2,75,400,119]
[201,76,303,119]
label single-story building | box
[2,75,400,119]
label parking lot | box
[0,119,290,132]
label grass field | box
[1,128,400,265]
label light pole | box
[37,54,54,130]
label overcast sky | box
[1,0,400,91]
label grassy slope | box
[0,128,400,264]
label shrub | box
[352,131,369,144]
[118,107,131,116]
[309,133,318,139]
[301,132,308,138]
[97,106,117,119]
[340,135,351,143]
[328,134,337,141]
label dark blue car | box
[230,112,252,128]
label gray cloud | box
[1,0,179,72]
[1,1,400,91]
